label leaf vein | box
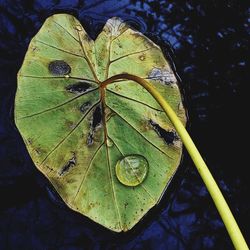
[73,142,105,200]
[52,20,80,43]
[36,40,86,58]
[107,89,163,112]
[110,47,152,64]
[17,88,98,119]
[76,30,99,82]
[105,143,122,229]
[19,75,98,83]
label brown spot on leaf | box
[45,165,53,172]
[65,120,75,129]
[35,148,41,155]
[139,54,146,61]
[75,25,82,31]
[139,119,151,132]
[27,138,32,144]
[124,202,129,209]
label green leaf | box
[15,14,186,232]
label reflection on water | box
[0,1,249,249]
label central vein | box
[100,87,122,228]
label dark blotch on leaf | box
[48,60,71,75]
[80,101,91,113]
[87,105,102,146]
[59,155,76,176]
[92,105,102,129]
[87,133,94,145]
[149,119,178,145]
[66,82,92,94]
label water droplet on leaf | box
[115,155,148,187]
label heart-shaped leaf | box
[15,14,186,232]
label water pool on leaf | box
[115,154,148,187]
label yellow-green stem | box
[101,74,249,250]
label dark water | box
[0,1,249,249]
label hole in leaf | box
[66,82,92,94]
[149,119,178,145]
[48,60,71,75]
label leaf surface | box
[15,14,186,232]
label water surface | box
[0,1,249,249]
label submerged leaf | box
[15,14,186,232]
